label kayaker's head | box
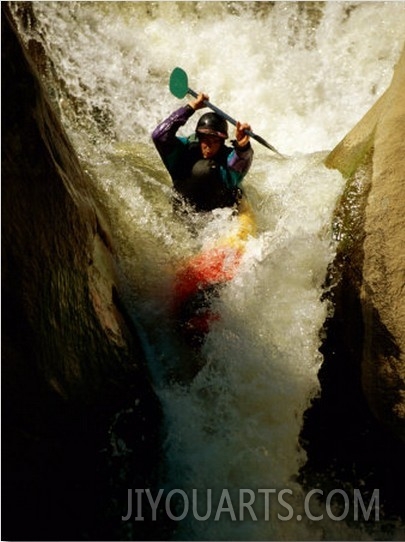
[196,113,228,159]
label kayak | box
[171,198,256,347]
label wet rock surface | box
[301,47,405,529]
[2,8,165,540]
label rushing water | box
[11,2,405,540]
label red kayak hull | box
[171,202,256,348]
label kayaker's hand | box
[189,92,209,110]
[235,122,251,147]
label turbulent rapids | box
[9,2,405,540]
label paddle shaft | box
[187,87,283,156]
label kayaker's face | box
[199,135,222,159]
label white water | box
[12,2,405,540]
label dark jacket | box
[152,105,253,211]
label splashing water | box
[11,2,405,539]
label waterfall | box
[10,2,405,539]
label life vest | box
[173,140,241,212]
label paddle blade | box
[169,67,189,99]
[169,66,284,157]
[249,132,284,157]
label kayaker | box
[152,92,253,212]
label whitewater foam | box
[10,2,405,539]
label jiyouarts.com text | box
[122,488,380,523]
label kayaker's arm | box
[152,106,194,150]
[151,105,199,178]
[235,121,251,148]
[227,138,254,183]
[227,120,253,182]
[151,92,208,153]
[188,92,210,111]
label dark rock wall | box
[2,7,164,540]
[300,47,405,528]
[326,46,405,443]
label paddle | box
[169,67,283,157]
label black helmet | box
[196,113,228,139]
